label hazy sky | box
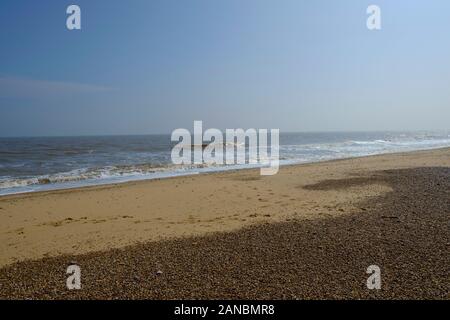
[0,0,449,136]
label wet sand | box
[0,148,449,299]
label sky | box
[0,0,449,137]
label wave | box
[350,139,390,145]
[0,133,449,195]
[0,163,217,190]
[179,141,246,148]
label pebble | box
[0,167,448,300]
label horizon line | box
[0,129,449,139]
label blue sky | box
[0,0,449,136]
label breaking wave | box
[0,131,449,195]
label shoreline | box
[0,147,449,270]
[1,146,449,200]
[1,164,449,299]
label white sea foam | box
[0,133,449,195]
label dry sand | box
[0,148,448,268]
[0,148,449,299]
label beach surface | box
[0,148,449,299]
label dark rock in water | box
[38,178,51,184]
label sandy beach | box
[0,148,449,299]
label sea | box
[0,131,449,196]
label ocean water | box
[0,131,449,195]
